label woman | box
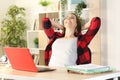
[42,13,101,67]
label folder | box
[66,64,115,74]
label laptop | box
[4,47,55,72]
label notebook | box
[4,47,55,72]
[66,64,115,74]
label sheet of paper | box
[68,64,110,71]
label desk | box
[0,64,120,80]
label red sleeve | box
[85,17,101,44]
[42,18,55,39]
[79,17,101,48]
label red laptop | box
[4,47,55,72]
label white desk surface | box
[0,64,120,80]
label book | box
[66,64,115,74]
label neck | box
[64,28,75,38]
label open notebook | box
[66,64,115,74]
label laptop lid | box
[4,47,38,72]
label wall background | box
[101,0,120,70]
[0,0,14,26]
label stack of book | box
[66,64,115,74]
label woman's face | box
[64,13,77,30]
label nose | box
[66,18,71,21]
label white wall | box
[101,0,108,66]
[101,0,120,70]
[0,0,14,27]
